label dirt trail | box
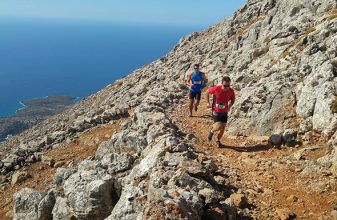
[0,120,125,220]
[169,97,337,219]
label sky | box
[0,0,246,26]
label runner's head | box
[222,76,231,89]
[194,63,200,72]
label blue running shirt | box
[190,72,204,93]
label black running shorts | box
[213,112,228,123]
[189,91,201,100]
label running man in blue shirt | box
[186,63,208,117]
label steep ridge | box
[0,0,336,219]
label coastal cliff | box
[0,0,336,219]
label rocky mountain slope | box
[0,0,336,219]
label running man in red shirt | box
[206,76,235,147]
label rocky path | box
[169,96,337,220]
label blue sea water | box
[0,18,200,117]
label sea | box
[0,17,201,117]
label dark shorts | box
[213,112,228,123]
[189,91,201,100]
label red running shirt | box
[208,85,235,113]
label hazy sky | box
[0,0,246,26]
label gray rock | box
[37,189,56,220]
[41,136,53,146]
[166,136,180,147]
[229,193,248,208]
[202,160,218,173]
[183,160,208,177]
[2,154,18,168]
[282,129,297,146]
[99,153,134,174]
[198,188,218,205]
[13,188,44,220]
[163,152,185,167]
[52,197,74,220]
[53,167,76,187]
[106,186,141,220]
[214,175,226,185]
[11,171,31,185]
[299,117,313,134]
[50,131,66,142]
[41,155,55,167]
[110,129,148,154]
[34,152,43,161]
[268,134,283,146]
[63,170,116,219]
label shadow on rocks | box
[193,114,213,119]
[218,143,278,152]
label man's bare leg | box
[189,99,194,116]
[217,123,226,140]
[212,122,223,132]
[214,123,226,147]
[194,99,200,111]
[208,122,223,141]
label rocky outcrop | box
[4,0,337,219]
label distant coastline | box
[0,96,82,119]
[16,101,27,114]
[0,96,75,143]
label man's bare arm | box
[186,74,192,87]
[206,91,210,107]
[228,99,235,110]
[202,72,208,87]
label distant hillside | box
[0,96,74,142]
